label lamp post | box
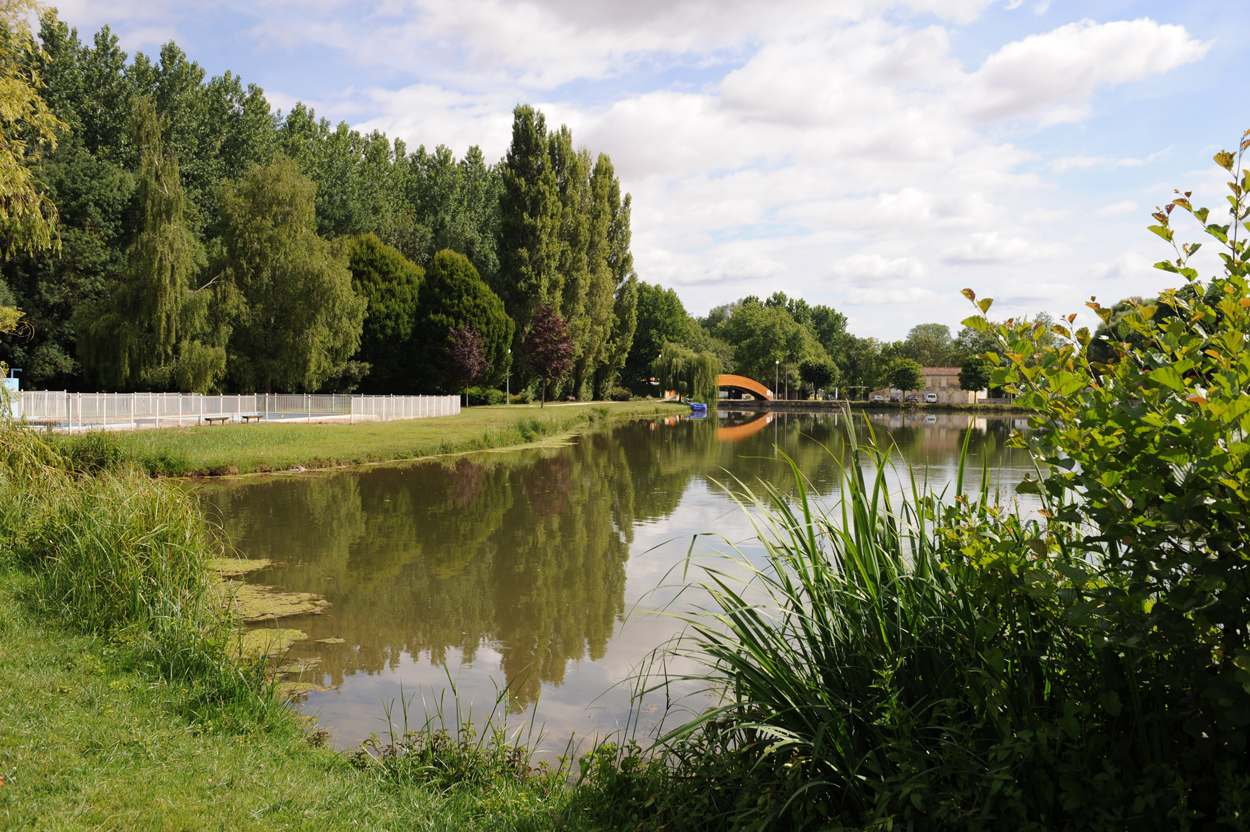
[506,349,511,405]
[774,360,779,402]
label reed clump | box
[0,420,284,729]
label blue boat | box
[684,397,708,413]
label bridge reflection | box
[717,413,774,442]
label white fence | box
[13,391,460,432]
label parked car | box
[872,395,884,402]
[888,395,901,403]
[905,395,920,403]
[924,392,938,403]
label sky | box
[47,0,1250,339]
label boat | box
[684,397,708,413]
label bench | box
[240,413,264,423]
[24,418,60,433]
[202,415,232,426]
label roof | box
[921,367,961,376]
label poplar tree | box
[594,156,639,397]
[219,155,365,393]
[549,127,591,397]
[496,105,560,343]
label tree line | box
[0,5,1104,403]
[623,284,1045,399]
[0,10,636,402]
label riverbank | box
[0,423,596,830]
[53,400,682,478]
[0,569,584,830]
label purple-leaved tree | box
[522,305,574,407]
[447,325,491,405]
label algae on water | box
[219,581,330,622]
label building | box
[869,367,986,404]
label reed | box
[0,421,285,728]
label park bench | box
[240,413,264,423]
[24,418,60,433]
[202,415,232,426]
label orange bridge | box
[718,374,773,400]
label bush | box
[608,386,633,402]
[465,386,505,406]
[509,390,533,405]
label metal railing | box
[13,391,460,432]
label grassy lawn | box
[61,401,680,477]
[0,569,585,831]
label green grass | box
[0,570,585,831]
[58,401,679,477]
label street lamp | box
[774,360,779,402]
[506,349,511,405]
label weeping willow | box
[652,341,720,404]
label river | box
[198,409,1035,757]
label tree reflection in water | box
[198,411,1034,723]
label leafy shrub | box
[465,386,505,406]
[608,386,633,401]
[509,390,533,405]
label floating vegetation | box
[277,657,321,675]
[230,627,306,659]
[206,557,272,578]
[315,637,345,644]
[276,680,329,701]
[219,581,330,622]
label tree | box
[808,304,848,354]
[715,301,828,392]
[958,356,993,393]
[652,341,720,403]
[409,249,512,394]
[446,325,490,405]
[902,323,954,367]
[77,97,226,392]
[523,304,573,407]
[495,105,560,342]
[345,233,422,393]
[0,0,64,258]
[623,282,689,390]
[833,335,885,398]
[885,357,924,397]
[219,155,365,392]
[799,359,838,398]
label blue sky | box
[51,0,1250,338]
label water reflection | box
[198,410,1034,748]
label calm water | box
[199,410,1035,755]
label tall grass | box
[0,421,285,729]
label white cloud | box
[941,232,1065,265]
[1051,147,1171,173]
[1094,200,1140,218]
[965,19,1209,125]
